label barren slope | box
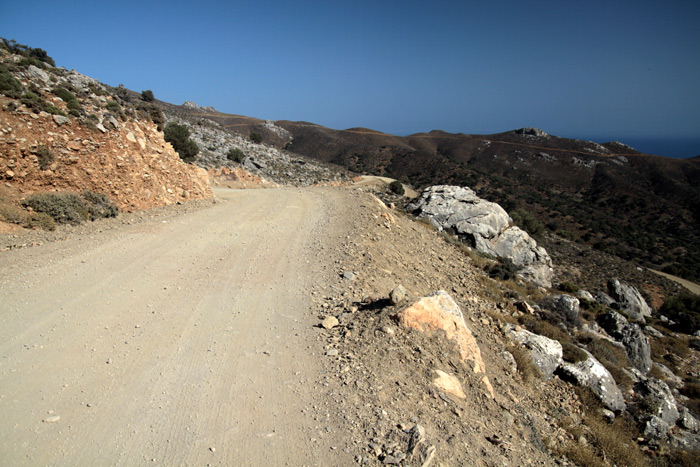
[0,187,352,466]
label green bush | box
[36,145,54,170]
[226,148,245,163]
[510,208,545,240]
[52,87,77,103]
[141,89,155,102]
[20,91,46,112]
[389,180,405,195]
[105,101,121,111]
[488,258,519,281]
[249,131,263,144]
[558,282,580,294]
[0,64,23,98]
[164,122,199,162]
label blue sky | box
[2,0,699,157]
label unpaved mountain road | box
[0,187,351,466]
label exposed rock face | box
[636,378,680,439]
[597,311,652,374]
[514,127,549,138]
[0,107,212,210]
[407,186,552,287]
[397,291,494,398]
[505,325,562,380]
[607,278,652,322]
[557,349,626,412]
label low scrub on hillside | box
[226,148,245,163]
[661,293,700,334]
[0,64,23,98]
[164,123,199,162]
[388,180,405,195]
[21,191,118,226]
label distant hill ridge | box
[170,102,699,282]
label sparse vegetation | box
[0,203,56,231]
[226,148,245,163]
[509,208,545,241]
[249,131,263,144]
[164,122,199,162]
[0,64,23,98]
[389,180,405,195]
[36,145,54,170]
[21,191,118,226]
[507,343,542,385]
[558,388,646,467]
[660,292,700,334]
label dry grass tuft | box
[507,343,542,385]
[558,388,647,467]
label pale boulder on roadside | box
[397,290,494,398]
[321,316,339,329]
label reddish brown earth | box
[0,97,212,212]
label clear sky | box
[2,0,699,157]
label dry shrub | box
[0,203,56,230]
[484,309,518,326]
[507,343,542,385]
[681,382,700,417]
[652,335,690,359]
[559,388,647,467]
[562,342,588,363]
[475,274,506,302]
[520,315,570,344]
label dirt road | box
[0,187,350,466]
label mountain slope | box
[170,102,699,281]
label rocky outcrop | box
[635,378,680,440]
[514,127,549,138]
[557,349,626,412]
[597,311,652,374]
[164,115,349,187]
[407,186,552,287]
[607,278,652,322]
[397,291,494,398]
[505,325,562,380]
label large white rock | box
[607,279,652,322]
[505,325,563,380]
[407,186,553,287]
[558,349,626,412]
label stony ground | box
[0,184,585,466]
